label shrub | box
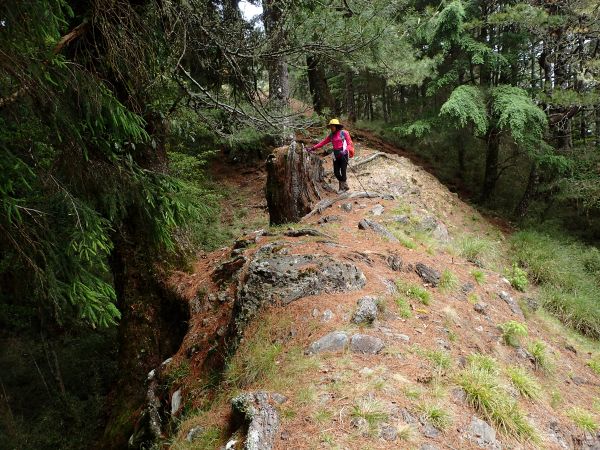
[506,366,541,399]
[508,263,529,292]
[498,321,528,347]
[510,230,600,339]
[587,356,600,376]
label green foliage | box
[586,357,600,376]
[490,85,547,145]
[440,85,488,136]
[498,321,528,347]
[567,408,598,433]
[224,316,284,388]
[508,264,529,292]
[431,0,466,48]
[511,230,600,338]
[425,349,453,373]
[506,366,541,399]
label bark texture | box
[266,142,326,225]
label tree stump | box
[266,142,325,225]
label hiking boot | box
[338,181,343,192]
[342,181,350,191]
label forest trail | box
[161,134,600,450]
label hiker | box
[307,118,354,192]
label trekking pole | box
[347,160,369,195]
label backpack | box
[331,130,355,158]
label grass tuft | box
[351,397,389,432]
[439,269,459,293]
[506,366,541,399]
[455,235,498,267]
[425,349,452,373]
[418,403,452,430]
[567,407,598,433]
[395,296,413,318]
[467,353,500,375]
[471,269,486,285]
[457,366,536,441]
[396,279,432,305]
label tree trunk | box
[514,161,539,219]
[266,143,326,225]
[102,225,189,449]
[345,68,356,123]
[306,55,335,115]
[481,129,500,202]
[263,0,289,109]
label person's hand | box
[321,150,328,156]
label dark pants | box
[333,155,348,182]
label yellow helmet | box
[328,118,341,126]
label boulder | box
[474,302,488,315]
[468,416,502,449]
[306,332,349,354]
[352,296,378,324]
[350,334,384,354]
[415,263,440,286]
[386,253,403,271]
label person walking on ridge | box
[307,118,354,192]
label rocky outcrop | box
[232,243,366,335]
[231,392,281,450]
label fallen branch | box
[302,191,394,220]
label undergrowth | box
[511,230,600,339]
[396,279,431,305]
